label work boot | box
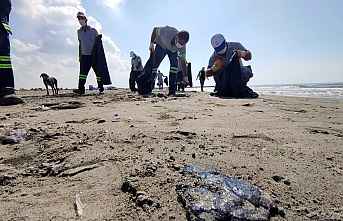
[0,87,15,97]
[73,88,85,95]
[167,91,176,97]
[98,86,104,94]
[0,94,24,106]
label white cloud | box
[11,0,130,89]
[101,0,125,10]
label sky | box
[9,0,343,89]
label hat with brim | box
[77,12,87,19]
[211,34,227,54]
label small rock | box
[0,175,16,186]
[135,192,160,209]
[272,175,285,183]
[192,153,196,159]
[283,180,291,186]
[97,119,106,124]
[0,135,18,145]
[121,177,139,195]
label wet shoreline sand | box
[1,89,342,220]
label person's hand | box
[149,42,155,54]
[243,51,252,61]
[206,69,214,77]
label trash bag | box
[164,76,169,86]
[92,35,112,85]
[137,54,155,95]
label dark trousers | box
[79,55,103,90]
[214,55,258,98]
[144,45,178,94]
[129,70,140,92]
[200,78,205,92]
[0,28,14,90]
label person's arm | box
[233,42,251,61]
[77,31,81,62]
[197,72,201,80]
[79,42,81,62]
[149,27,158,53]
[178,47,188,80]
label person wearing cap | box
[138,26,190,96]
[129,51,143,92]
[0,0,24,106]
[207,34,258,98]
[73,12,103,95]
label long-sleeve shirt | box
[208,42,246,68]
[78,25,98,56]
[153,26,186,60]
[131,55,143,71]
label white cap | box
[211,34,227,54]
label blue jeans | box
[145,45,178,94]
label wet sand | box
[0,89,342,220]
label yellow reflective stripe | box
[0,64,12,69]
[2,23,12,33]
[79,75,87,80]
[0,56,11,61]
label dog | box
[40,73,58,95]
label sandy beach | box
[0,89,342,220]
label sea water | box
[188,83,343,99]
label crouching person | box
[206,34,258,98]
[129,51,143,92]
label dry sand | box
[0,89,342,221]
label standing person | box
[197,67,206,92]
[156,70,165,90]
[129,51,143,92]
[138,26,190,96]
[0,0,23,106]
[73,12,104,95]
[206,34,258,98]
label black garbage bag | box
[92,35,112,85]
[137,54,155,95]
[164,76,169,86]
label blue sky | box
[10,0,343,88]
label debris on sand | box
[0,129,27,145]
[242,103,255,107]
[50,101,84,110]
[177,165,285,221]
[74,193,84,217]
[121,177,161,210]
[0,175,16,186]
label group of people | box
[128,26,258,98]
[0,1,258,107]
